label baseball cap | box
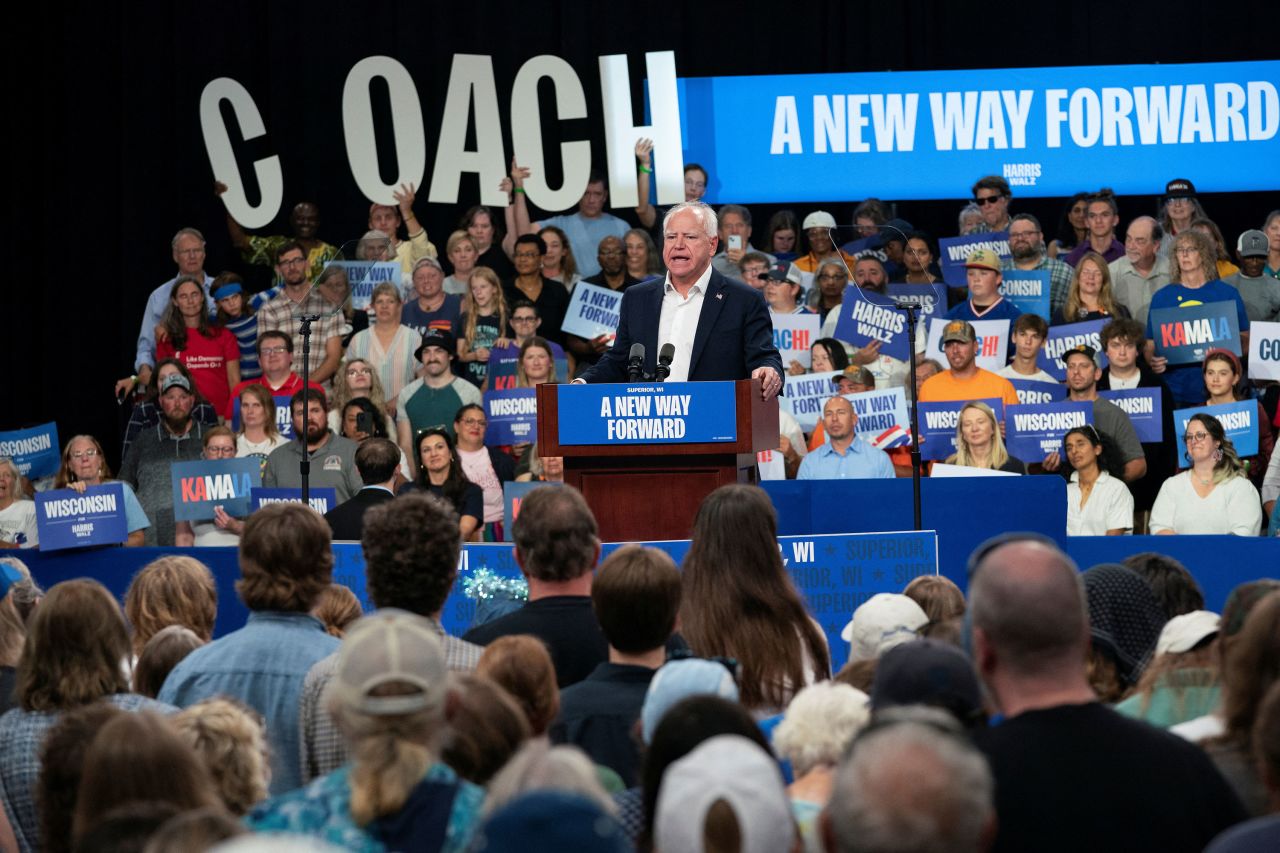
[472,791,629,853]
[1165,178,1196,198]
[159,373,192,394]
[328,609,447,717]
[654,735,795,853]
[1237,229,1269,259]
[1155,610,1220,656]
[765,261,795,282]
[832,366,876,388]
[802,210,837,230]
[841,593,929,661]
[940,319,976,346]
[640,658,740,744]
[414,327,457,362]
[870,638,983,725]
[1063,343,1100,369]
[1,561,26,598]
[964,248,1003,272]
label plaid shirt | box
[256,286,346,380]
[299,619,482,783]
[0,694,174,853]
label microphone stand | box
[297,313,321,505]
[893,300,924,531]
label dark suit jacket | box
[578,269,783,384]
[323,486,395,541]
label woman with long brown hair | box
[679,484,830,714]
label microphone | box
[655,343,675,381]
[627,343,646,381]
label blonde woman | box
[1151,414,1262,535]
[1052,251,1130,325]
[328,358,395,433]
[442,230,480,296]
[944,401,1025,474]
[457,266,511,388]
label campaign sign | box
[0,422,59,480]
[1248,321,1280,381]
[838,235,881,258]
[937,232,1010,286]
[1005,402,1094,461]
[756,448,786,480]
[1009,377,1068,405]
[998,270,1051,319]
[924,318,1010,373]
[487,341,570,390]
[328,261,401,311]
[782,371,842,432]
[35,484,127,551]
[484,388,538,446]
[556,382,738,445]
[773,312,821,369]
[231,394,294,438]
[171,458,261,521]
[916,398,1003,461]
[1150,301,1242,365]
[561,282,623,340]
[1173,400,1259,457]
[1038,319,1108,381]
[834,288,910,361]
[250,487,339,516]
[884,283,948,330]
[1099,388,1164,443]
[846,388,910,448]
[503,481,562,540]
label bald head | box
[969,540,1087,676]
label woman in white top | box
[1151,414,1263,536]
[235,385,288,474]
[1063,425,1133,536]
[344,282,421,406]
[175,427,242,547]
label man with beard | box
[1040,345,1147,483]
[1003,214,1074,317]
[396,328,482,462]
[263,389,362,502]
[256,242,346,385]
[119,372,208,545]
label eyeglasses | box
[71,449,100,460]
[1183,431,1211,444]
[1175,247,1199,256]
[511,316,538,323]
[278,257,307,267]
[261,346,289,356]
[974,194,1004,206]
[459,417,487,427]
[1008,230,1040,240]
[205,446,237,457]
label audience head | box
[870,639,986,729]
[361,492,461,617]
[440,673,532,785]
[1081,563,1168,700]
[592,545,681,655]
[141,808,245,852]
[0,562,28,668]
[1122,552,1204,618]
[312,583,363,638]
[37,702,126,853]
[843,593,929,663]
[472,791,628,853]
[1220,591,1280,745]
[124,555,217,657]
[641,658,741,745]
[353,436,400,487]
[235,502,333,613]
[810,337,851,373]
[511,485,599,583]
[55,435,112,489]
[476,635,560,735]
[1183,413,1247,483]
[171,697,271,817]
[133,624,204,699]
[483,740,615,817]
[18,579,131,712]
[1129,610,1221,721]
[903,575,965,624]
[823,707,995,853]
[772,682,871,777]
[1253,681,1280,807]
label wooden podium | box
[536,379,779,542]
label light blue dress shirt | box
[797,436,895,480]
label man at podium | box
[577,203,784,400]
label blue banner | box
[171,458,262,521]
[561,282,623,341]
[677,61,1280,203]
[1173,400,1259,457]
[1150,301,1243,365]
[884,283,948,330]
[1009,377,1068,405]
[0,422,60,480]
[834,289,910,361]
[782,371,842,432]
[249,487,339,516]
[1098,388,1164,443]
[484,388,538,446]
[231,394,294,438]
[34,484,128,551]
[502,481,563,541]
[1248,321,1280,381]
[847,388,910,448]
[916,398,1003,462]
[937,233,1010,286]
[1005,402,1094,461]
[1038,319,1109,381]
[487,340,570,390]
[556,382,738,444]
[327,260,402,310]
[998,270,1051,319]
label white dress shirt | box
[658,264,714,383]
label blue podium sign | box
[250,487,339,516]
[171,458,261,521]
[35,484,128,551]
[1150,301,1243,364]
[556,382,738,444]
[1005,402,1094,461]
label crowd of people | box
[2,484,1279,851]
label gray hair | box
[171,228,206,251]
[663,202,718,240]
[827,710,993,853]
[482,740,614,817]
[773,682,870,776]
[957,204,983,234]
[718,203,753,227]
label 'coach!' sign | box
[556,382,738,444]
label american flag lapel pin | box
[715,292,723,300]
